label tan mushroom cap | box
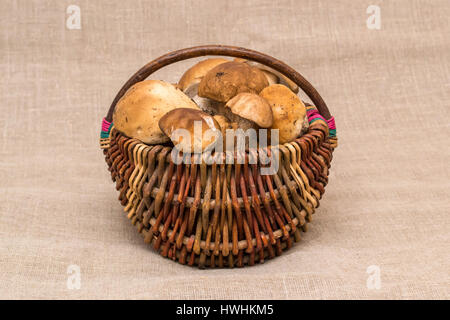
[233,57,247,63]
[159,108,221,153]
[233,58,299,93]
[113,80,199,144]
[261,70,279,86]
[213,114,238,148]
[198,61,269,102]
[213,114,233,132]
[184,82,227,116]
[258,66,299,93]
[225,93,273,128]
[178,58,229,91]
[259,84,307,144]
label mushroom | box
[259,84,307,144]
[159,108,221,153]
[225,92,273,130]
[183,82,227,116]
[178,58,229,91]
[213,114,238,148]
[213,114,235,132]
[261,70,279,86]
[233,58,299,93]
[198,61,269,102]
[300,112,310,136]
[113,80,199,144]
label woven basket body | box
[100,46,337,268]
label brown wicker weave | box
[100,45,337,268]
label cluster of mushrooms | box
[113,58,309,152]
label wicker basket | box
[100,45,337,268]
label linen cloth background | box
[0,0,449,299]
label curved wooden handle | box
[106,45,331,122]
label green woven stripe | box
[100,131,110,139]
[100,121,113,139]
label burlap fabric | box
[0,0,448,299]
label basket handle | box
[105,45,331,122]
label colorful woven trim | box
[306,106,336,138]
[99,108,335,142]
[100,118,113,139]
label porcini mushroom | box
[184,82,227,116]
[213,114,238,148]
[159,108,221,153]
[261,70,279,86]
[225,92,273,130]
[198,61,269,102]
[259,84,307,144]
[233,58,299,93]
[178,58,229,91]
[213,114,235,132]
[113,80,199,144]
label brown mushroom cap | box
[159,108,221,153]
[225,93,273,128]
[198,61,269,102]
[113,80,199,144]
[261,70,279,86]
[257,66,299,93]
[213,114,233,132]
[259,84,307,144]
[233,58,299,93]
[213,114,238,148]
[184,82,227,116]
[178,58,229,91]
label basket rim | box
[107,119,333,157]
